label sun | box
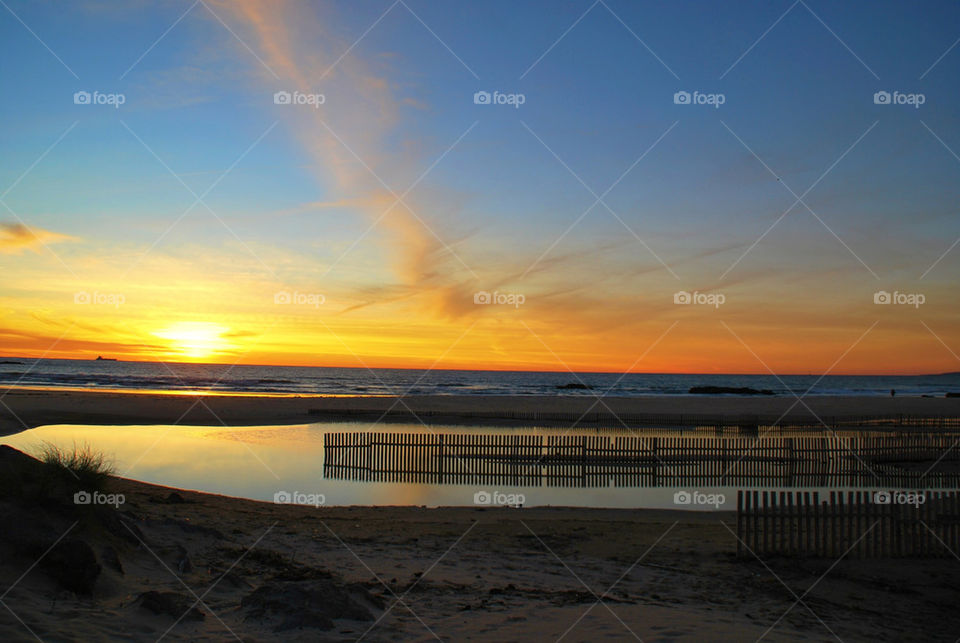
[153,322,232,360]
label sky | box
[0,0,959,374]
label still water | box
[2,423,954,510]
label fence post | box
[830,491,838,558]
[752,490,760,556]
[737,490,750,558]
[763,489,771,557]
[813,492,821,557]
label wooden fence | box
[737,490,960,558]
[323,431,960,488]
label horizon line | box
[0,355,954,378]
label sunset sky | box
[1,0,959,374]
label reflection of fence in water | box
[323,432,960,488]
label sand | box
[2,390,960,641]
[2,388,960,436]
[2,469,958,642]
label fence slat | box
[734,489,960,559]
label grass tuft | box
[36,441,115,492]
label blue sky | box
[1,0,959,372]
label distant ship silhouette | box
[95,356,117,361]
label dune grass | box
[36,441,115,492]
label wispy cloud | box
[0,222,76,254]
[208,0,453,292]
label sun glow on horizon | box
[153,322,233,360]
[1,2,959,377]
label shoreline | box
[3,388,960,437]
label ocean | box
[0,358,958,397]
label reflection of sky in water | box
[0,423,924,510]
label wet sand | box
[2,388,959,436]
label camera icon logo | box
[474,291,492,304]
[873,490,891,504]
[473,91,491,105]
[473,490,491,505]
[273,491,291,504]
[274,291,292,305]
[74,291,91,305]
[673,91,691,105]
[73,91,91,105]
[673,291,692,304]
[74,490,92,504]
[873,91,891,105]
[274,91,292,105]
[873,290,891,304]
[673,490,692,505]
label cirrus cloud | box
[0,222,77,254]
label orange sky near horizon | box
[2,1,959,378]
[1,285,955,375]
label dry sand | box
[2,468,959,642]
[2,390,960,641]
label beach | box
[3,388,960,436]
[1,449,957,642]
[5,0,959,640]
[1,390,959,640]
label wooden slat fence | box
[737,490,960,558]
[323,432,960,488]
